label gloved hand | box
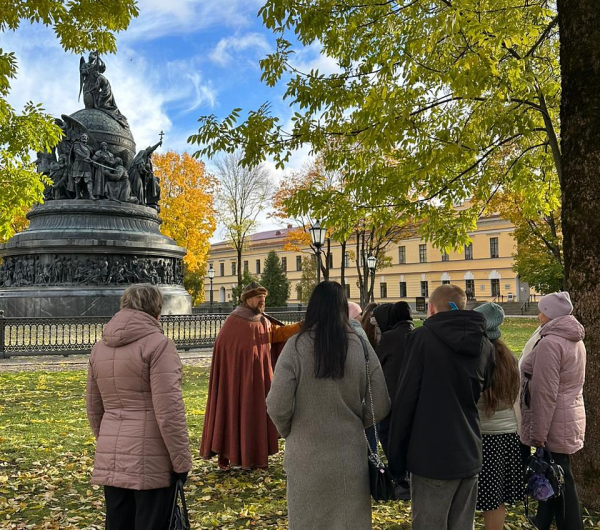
[172,471,188,485]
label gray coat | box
[267,330,390,530]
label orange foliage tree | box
[154,151,217,305]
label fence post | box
[0,310,5,360]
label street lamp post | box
[367,254,377,302]
[207,264,215,309]
[309,220,327,284]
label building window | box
[399,282,407,298]
[441,250,449,262]
[465,279,475,300]
[281,257,287,272]
[344,283,350,298]
[419,244,427,263]
[231,262,236,276]
[491,278,500,297]
[296,255,302,271]
[442,279,451,285]
[243,260,248,272]
[490,237,499,258]
[256,259,261,274]
[465,243,473,260]
[327,253,334,269]
[420,281,429,297]
[219,263,225,276]
[344,252,350,268]
[380,282,388,299]
[398,246,406,264]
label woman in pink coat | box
[86,285,192,530]
[520,291,586,530]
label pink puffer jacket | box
[86,309,192,490]
[520,315,586,454]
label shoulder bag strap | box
[358,335,382,459]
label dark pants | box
[365,425,378,454]
[104,484,176,530]
[536,452,584,530]
[411,474,478,530]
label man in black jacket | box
[388,284,495,530]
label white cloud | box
[289,41,341,77]
[3,25,218,157]
[121,0,264,43]
[209,33,271,66]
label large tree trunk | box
[558,0,600,508]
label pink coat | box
[86,309,192,490]
[520,315,586,454]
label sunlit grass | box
[1,325,598,529]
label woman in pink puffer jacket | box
[86,285,192,530]
[520,291,586,530]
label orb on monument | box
[69,108,136,168]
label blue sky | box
[4,0,338,234]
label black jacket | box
[375,319,414,453]
[387,310,495,480]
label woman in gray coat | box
[267,281,390,530]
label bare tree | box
[213,152,272,290]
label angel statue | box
[79,52,129,129]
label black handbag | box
[359,336,397,502]
[169,479,191,530]
[524,447,565,526]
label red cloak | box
[200,306,300,469]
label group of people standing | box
[84,281,586,530]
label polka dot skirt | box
[476,432,524,512]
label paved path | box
[0,348,214,372]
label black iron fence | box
[0,310,305,359]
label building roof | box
[213,226,295,246]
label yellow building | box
[206,213,533,306]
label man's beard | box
[246,302,265,315]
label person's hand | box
[173,471,188,485]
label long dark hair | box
[296,281,350,379]
[482,339,520,416]
[360,302,379,348]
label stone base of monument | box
[0,285,190,317]
[0,200,192,317]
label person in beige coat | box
[86,285,192,530]
[267,281,390,530]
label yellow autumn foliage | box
[155,151,217,304]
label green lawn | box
[0,319,598,529]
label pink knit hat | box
[538,291,573,320]
[348,302,362,320]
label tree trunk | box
[324,238,331,280]
[558,0,600,508]
[237,246,243,289]
[340,240,346,287]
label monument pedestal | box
[0,201,191,317]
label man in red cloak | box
[200,282,301,470]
